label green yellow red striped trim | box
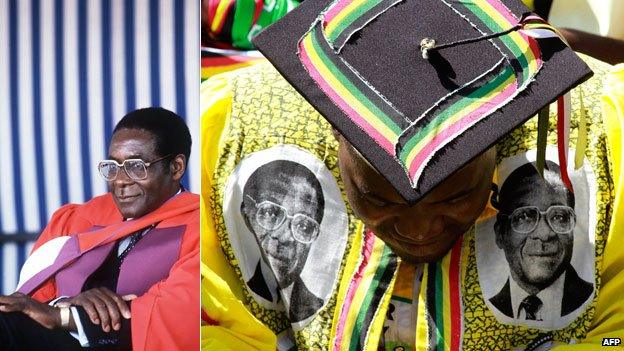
[332,230,399,351]
[323,0,402,51]
[299,25,404,154]
[420,236,463,350]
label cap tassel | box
[421,13,565,60]
[420,24,520,59]
[557,93,574,193]
[536,105,549,178]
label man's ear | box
[170,154,186,181]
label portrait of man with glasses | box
[487,160,594,325]
[0,108,199,351]
[240,159,325,323]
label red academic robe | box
[23,192,199,351]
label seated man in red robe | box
[0,107,199,351]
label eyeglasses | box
[501,205,576,235]
[97,154,171,181]
[246,195,320,244]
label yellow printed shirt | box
[201,57,624,350]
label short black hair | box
[498,160,575,214]
[113,107,191,165]
[242,160,325,224]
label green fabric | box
[575,89,588,169]
[231,0,257,49]
[237,0,300,49]
[536,105,550,177]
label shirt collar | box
[509,269,566,321]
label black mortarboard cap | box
[253,0,592,204]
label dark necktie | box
[519,295,543,320]
[119,231,144,262]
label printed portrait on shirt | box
[223,144,348,328]
[475,147,595,330]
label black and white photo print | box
[223,145,348,327]
[476,147,595,330]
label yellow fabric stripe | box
[331,221,365,350]
[391,262,418,299]
[415,263,430,351]
[364,264,400,351]
[339,237,386,349]
[575,87,588,169]
[325,0,365,39]
[201,61,262,80]
[211,0,234,33]
[521,0,535,10]
[602,65,624,189]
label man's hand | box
[61,288,136,333]
[0,292,61,329]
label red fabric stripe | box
[449,237,462,351]
[252,0,263,26]
[557,97,574,193]
[201,309,219,326]
[333,230,375,349]
[526,34,542,66]
[208,0,218,28]
[213,0,236,34]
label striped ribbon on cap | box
[298,0,565,190]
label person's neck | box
[511,268,566,295]
[163,184,184,199]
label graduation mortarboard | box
[253,0,592,205]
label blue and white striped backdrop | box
[0,0,200,294]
